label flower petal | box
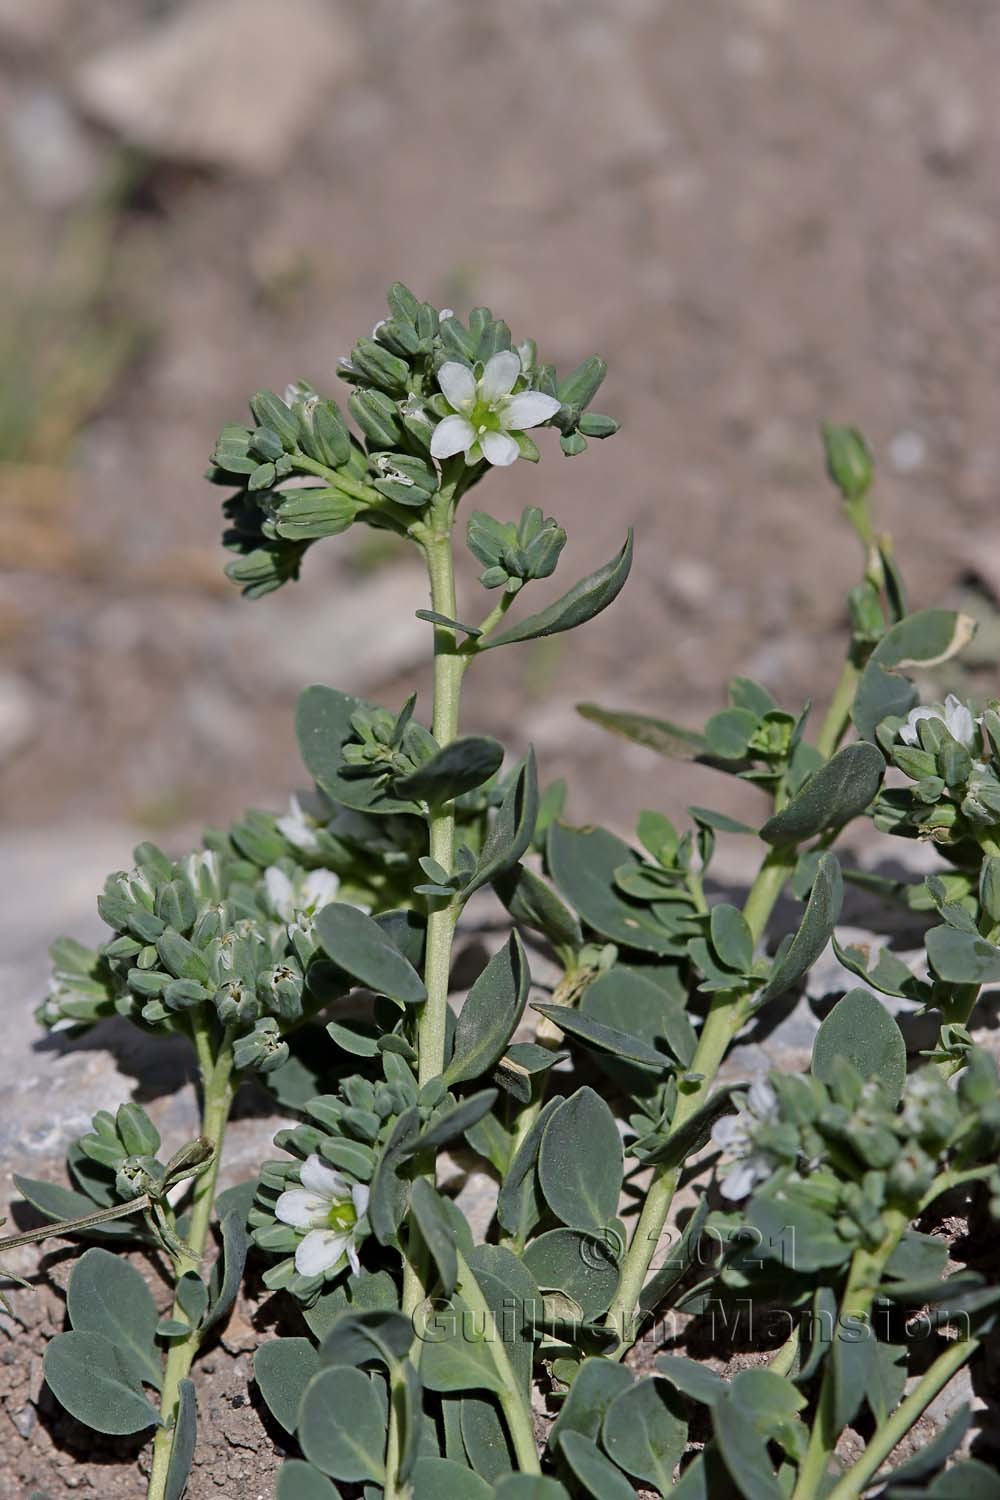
[943,695,976,748]
[346,1240,361,1275]
[430,414,477,459]
[898,706,937,747]
[480,429,520,467]
[352,1183,371,1218]
[265,866,294,920]
[275,1188,328,1229]
[437,362,477,413]
[300,1153,349,1200]
[295,1228,349,1277]
[303,869,339,912]
[499,390,562,431]
[479,351,521,404]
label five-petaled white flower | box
[898,694,978,750]
[711,1077,778,1202]
[430,351,561,468]
[275,1154,370,1278]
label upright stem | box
[389,486,467,1499]
[823,1336,978,1500]
[146,1022,235,1500]
[605,845,796,1351]
[815,658,859,763]
[455,1251,541,1475]
[791,1208,907,1500]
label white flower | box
[429,351,561,468]
[898,694,977,750]
[275,1154,370,1278]
[711,1077,778,1202]
[276,790,333,854]
[265,866,339,923]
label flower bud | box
[348,389,402,450]
[250,391,300,451]
[234,1016,289,1074]
[349,337,410,395]
[822,423,873,501]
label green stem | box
[823,1335,978,1500]
[791,1209,907,1500]
[146,1022,235,1500]
[769,1324,801,1379]
[455,1251,541,1474]
[604,843,797,1351]
[390,482,466,1496]
[815,658,860,762]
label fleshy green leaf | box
[926,925,1000,985]
[601,1377,687,1491]
[13,1175,136,1240]
[756,852,842,1003]
[548,1357,633,1456]
[411,1457,492,1499]
[254,1338,319,1434]
[66,1248,162,1390]
[164,1379,197,1500]
[522,1229,620,1321]
[496,1095,565,1242]
[710,904,754,973]
[445,932,530,1086]
[581,968,697,1069]
[463,752,539,899]
[494,864,583,953]
[480,532,633,650]
[204,1209,248,1332]
[530,1004,669,1069]
[538,1087,623,1229]
[852,610,977,740]
[395,736,503,804]
[547,823,680,955]
[296,685,422,815]
[812,989,907,1104]
[44,1330,161,1435]
[712,1389,784,1500]
[275,1460,343,1500]
[759,742,885,845]
[420,1293,505,1395]
[576,703,709,761]
[315,903,427,1005]
[409,1180,459,1297]
[298,1365,387,1483]
[559,1431,636,1499]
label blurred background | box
[2,0,1000,869]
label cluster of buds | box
[467,505,566,593]
[875,696,1000,844]
[37,816,392,1074]
[208,284,618,597]
[340,695,437,793]
[717,1051,1000,1256]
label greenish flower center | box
[470,400,502,432]
[327,1199,357,1233]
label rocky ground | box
[3,0,1000,1493]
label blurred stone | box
[75,0,357,175]
[253,562,428,691]
[0,675,36,763]
[3,89,102,208]
[0,0,71,47]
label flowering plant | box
[4,295,999,1500]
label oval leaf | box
[295,685,422,815]
[538,1087,623,1229]
[926,925,1000,985]
[276,1460,343,1500]
[481,532,633,650]
[445,932,530,1085]
[559,1431,636,1500]
[412,1457,492,1500]
[66,1248,162,1391]
[254,1337,320,1434]
[395,736,504,803]
[812,988,907,1104]
[44,1330,161,1435]
[760,742,885,845]
[463,752,539,899]
[315,903,426,1005]
[853,610,977,740]
[547,823,680,955]
[523,1229,620,1321]
[602,1376,687,1490]
[299,1365,387,1483]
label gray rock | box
[75,0,358,175]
